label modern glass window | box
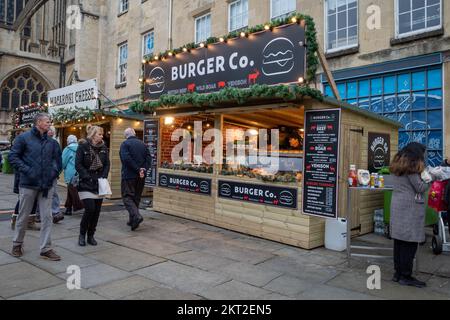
[142,31,154,57]
[271,0,296,20]
[119,0,128,14]
[195,13,211,44]
[396,0,442,38]
[325,0,358,52]
[229,0,248,32]
[118,43,128,84]
[323,66,443,166]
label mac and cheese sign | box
[144,23,306,100]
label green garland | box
[131,84,323,113]
[52,107,96,124]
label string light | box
[298,77,305,84]
[154,55,159,60]
[219,37,225,43]
[240,32,247,38]
[142,59,146,64]
[138,78,143,82]
[168,52,173,57]
[182,47,188,52]
[291,17,298,23]
[264,25,271,30]
[199,42,205,48]
[101,116,105,120]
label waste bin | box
[1,151,13,174]
[325,218,347,251]
[383,188,439,226]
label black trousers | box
[121,178,145,222]
[80,199,103,236]
[393,239,418,278]
[64,184,84,212]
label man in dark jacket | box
[441,158,450,233]
[120,128,151,231]
[9,113,62,261]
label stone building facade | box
[1,0,449,163]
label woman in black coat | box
[75,125,110,246]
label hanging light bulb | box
[168,52,173,57]
[219,37,225,43]
[291,17,298,23]
[182,47,188,52]
[200,42,205,48]
[298,77,305,84]
[240,32,247,38]
[264,24,271,30]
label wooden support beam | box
[317,43,341,101]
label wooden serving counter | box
[153,168,325,249]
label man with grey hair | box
[120,127,151,231]
[9,113,62,261]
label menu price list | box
[302,109,341,218]
[144,119,159,187]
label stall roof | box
[321,97,402,128]
[151,95,402,129]
[101,109,145,121]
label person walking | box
[119,128,151,231]
[10,129,40,231]
[75,125,110,246]
[8,113,62,261]
[390,142,431,288]
[48,126,64,224]
[441,157,450,235]
[62,135,83,216]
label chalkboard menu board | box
[159,173,212,196]
[368,132,390,173]
[302,109,341,219]
[218,180,298,209]
[20,106,42,126]
[143,119,159,187]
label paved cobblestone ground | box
[1,173,449,300]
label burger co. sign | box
[144,23,306,100]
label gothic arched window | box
[0,69,50,110]
[0,0,27,26]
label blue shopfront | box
[323,53,444,166]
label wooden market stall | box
[52,110,145,199]
[150,96,400,249]
[136,13,401,249]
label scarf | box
[88,139,105,171]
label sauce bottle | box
[348,165,357,187]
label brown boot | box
[40,250,61,261]
[11,245,23,258]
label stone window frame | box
[228,0,249,33]
[118,0,129,16]
[270,0,296,21]
[324,0,359,54]
[117,42,128,86]
[195,12,211,44]
[142,30,155,58]
[394,0,442,39]
[0,69,49,111]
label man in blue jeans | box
[35,126,64,224]
[9,113,62,261]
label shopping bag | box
[428,180,449,212]
[98,178,112,196]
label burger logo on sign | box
[279,191,294,206]
[200,181,210,193]
[220,183,232,196]
[148,67,165,94]
[262,38,295,77]
[159,175,168,186]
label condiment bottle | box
[348,165,357,187]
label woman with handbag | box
[390,142,432,288]
[75,125,110,246]
[62,135,83,216]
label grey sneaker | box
[40,250,61,261]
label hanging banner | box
[47,79,98,115]
[144,23,306,100]
[368,132,390,173]
[218,180,298,209]
[143,119,159,187]
[302,109,341,219]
